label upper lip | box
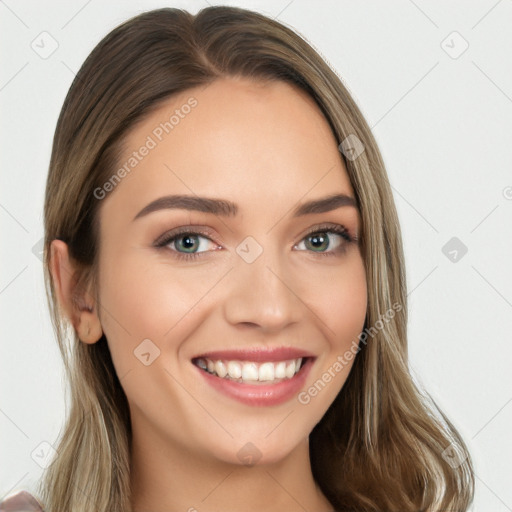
[192,347,316,362]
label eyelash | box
[153,223,358,262]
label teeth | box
[259,362,275,381]
[227,361,242,379]
[285,360,296,379]
[214,360,227,378]
[241,362,258,380]
[275,361,286,379]
[195,357,304,383]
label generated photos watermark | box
[93,96,198,200]
[297,301,403,405]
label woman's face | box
[95,77,367,466]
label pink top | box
[0,491,44,511]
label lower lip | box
[194,358,314,407]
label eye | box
[154,223,357,262]
[294,224,355,257]
[154,228,221,261]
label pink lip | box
[192,346,315,362]
[193,357,315,407]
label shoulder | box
[0,490,44,511]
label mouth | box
[191,347,316,406]
[192,355,309,385]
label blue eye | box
[154,223,356,261]
[295,225,354,255]
[154,229,220,261]
[169,233,215,254]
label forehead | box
[102,77,355,217]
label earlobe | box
[77,315,104,344]
[49,239,103,344]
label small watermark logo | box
[236,236,263,264]
[442,237,468,263]
[30,31,59,59]
[31,441,58,468]
[338,134,365,161]
[441,442,468,468]
[237,442,262,466]
[134,338,161,366]
[440,31,469,59]
[31,237,45,262]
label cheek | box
[329,262,367,348]
[307,252,367,388]
[97,248,223,370]
[294,256,366,418]
[304,252,367,346]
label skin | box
[51,77,367,512]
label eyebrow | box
[132,193,358,221]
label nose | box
[222,247,303,333]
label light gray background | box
[1,1,511,510]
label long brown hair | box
[39,6,474,511]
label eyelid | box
[153,225,220,248]
[300,222,357,242]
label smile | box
[193,357,305,384]
[191,347,316,406]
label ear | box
[49,239,103,344]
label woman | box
[1,6,474,512]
